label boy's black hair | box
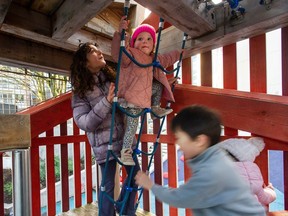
[171,105,222,146]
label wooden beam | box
[0,0,11,26]
[201,51,212,87]
[84,17,115,38]
[52,0,113,41]
[172,85,288,143]
[128,3,145,29]
[141,12,161,31]
[282,26,288,96]
[223,43,238,136]
[0,33,73,75]
[30,0,62,14]
[0,23,76,51]
[4,2,51,36]
[0,114,31,150]
[250,34,267,93]
[1,23,113,60]
[223,44,237,89]
[67,29,114,62]
[135,0,216,38]
[182,57,192,84]
[159,0,288,55]
[97,7,122,32]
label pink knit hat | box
[130,24,156,48]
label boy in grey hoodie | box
[135,105,266,216]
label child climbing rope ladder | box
[97,1,188,215]
[111,15,186,166]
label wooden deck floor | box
[59,202,155,216]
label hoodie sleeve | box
[151,165,231,209]
[256,185,277,205]
[238,162,277,206]
[72,93,112,132]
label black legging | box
[99,157,140,216]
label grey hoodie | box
[71,72,134,164]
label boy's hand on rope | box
[106,83,115,103]
[119,16,130,33]
[135,171,154,190]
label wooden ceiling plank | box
[0,0,12,26]
[0,33,73,75]
[52,0,113,41]
[125,4,145,30]
[84,3,144,38]
[0,29,114,73]
[1,23,113,59]
[1,23,75,51]
[84,17,115,38]
[67,29,114,62]
[31,0,62,15]
[141,12,161,30]
[159,0,288,56]
[97,7,122,32]
[4,2,51,36]
[134,0,216,38]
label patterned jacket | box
[111,32,180,108]
[235,161,276,205]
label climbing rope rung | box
[120,40,126,47]
[124,0,130,8]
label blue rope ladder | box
[98,1,187,215]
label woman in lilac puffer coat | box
[70,42,140,216]
[219,137,276,206]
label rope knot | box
[152,61,161,68]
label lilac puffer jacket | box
[71,72,135,164]
[235,161,276,206]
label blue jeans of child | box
[99,157,140,216]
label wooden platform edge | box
[58,202,156,216]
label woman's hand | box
[119,16,129,33]
[106,83,115,103]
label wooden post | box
[0,114,31,150]
[0,114,31,215]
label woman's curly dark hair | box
[70,42,116,98]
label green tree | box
[40,156,74,189]
[3,169,12,203]
[0,65,69,104]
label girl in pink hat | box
[111,16,185,165]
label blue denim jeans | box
[99,157,140,216]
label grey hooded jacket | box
[72,72,133,164]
